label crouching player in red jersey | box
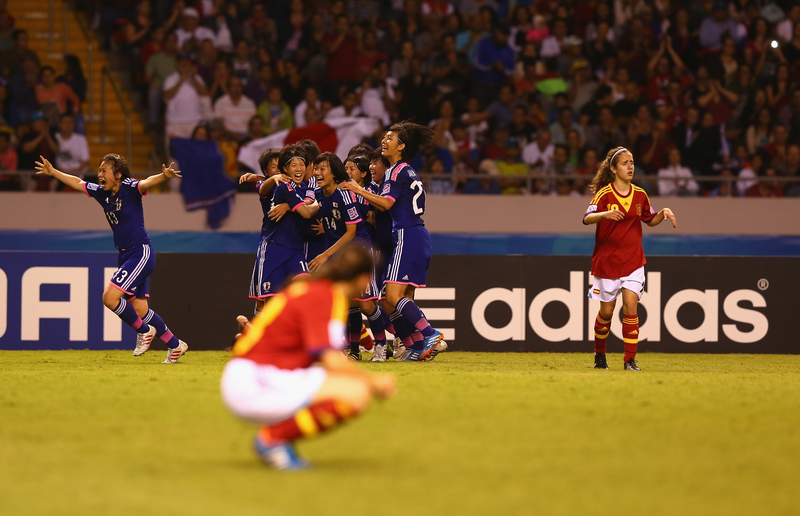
[221,244,396,470]
[582,147,677,371]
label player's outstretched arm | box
[339,180,395,211]
[647,207,677,228]
[35,156,84,191]
[138,162,183,192]
[583,209,625,225]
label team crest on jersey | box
[636,204,642,216]
[263,281,271,292]
[116,198,123,211]
[333,209,341,220]
[332,202,339,208]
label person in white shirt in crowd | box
[658,148,700,196]
[540,18,569,58]
[213,76,256,139]
[175,7,217,51]
[522,129,555,168]
[293,86,322,128]
[777,4,800,42]
[163,52,209,156]
[358,76,391,127]
[54,113,90,181]
[324,88,363,121]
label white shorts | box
[220,358,328,425]
[588,266,645,303]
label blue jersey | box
[260,180,308,252]
[83,179,151,250]
[316,187,370,249]
[370,181,394,250]
[380,161,426,230]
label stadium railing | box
[99,66,133,169]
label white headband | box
[610,148,628,163]
[283,156,306,169]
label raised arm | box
[138,162,183,192]
[34,156,84,191]
[339,180,395,211]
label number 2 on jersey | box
[410,180,425,215]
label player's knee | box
[622,303,638,315]
[102,290,119,309]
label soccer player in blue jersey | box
[307,152,382,361]
[248,145,320,308]
[340,123,444,361]
[34,154,188,363]
[344,153,396,362]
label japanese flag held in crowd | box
[238,117,381,174]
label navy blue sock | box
[396,297,435,337]
[143,309,179,348]
[409,332,425,351]
[347,307,362,354]
[365,306,386,345]
[113,299,150,334]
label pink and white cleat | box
[162,341,188,363]
[133,326,157,356]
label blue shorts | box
[110,244,155,299]
[250,240,308,299]
[384,226,431,288]
[304,236,326,262]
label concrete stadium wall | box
[1,193,799,236]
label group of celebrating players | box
[33,123,676,470]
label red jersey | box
[585,184,657,279]
[232,280,347,370]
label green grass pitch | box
[1,351,799,516]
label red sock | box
[258,400,355,444]
[594,314,611,354]
[360,324,374,351]
[622,315,639,361]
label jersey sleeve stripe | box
[82,182,91,198]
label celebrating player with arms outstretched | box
[340,123,444,361]
[222,244,396,470]
[583,147,677,371]
[34,154,189,363]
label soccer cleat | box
[133,326,157,356]
[594,353,609,369]
[346,351,362,361]
[419,330,444,361]
[253,436,309,471]
[162,340,188,363]
[391,338,405,359]
[624,358,641,371]
[421,339,448,361]
[398,347,423,361]
[369,343,387,362]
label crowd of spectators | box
[5,0,800,197]
[0,7,90,192]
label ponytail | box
[589,146,630,194]
[388,122,435,162]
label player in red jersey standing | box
[582,147,677,371]
[221,244,396,470]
